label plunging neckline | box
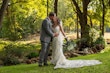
[52,25,59,29]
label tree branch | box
[71,0,82,17]
[54,0,58,16]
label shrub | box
[0,42,40,66]
[101,45,110,53]
[3,44,24,58]
[3,56,20,66]
[63,39,76,51]
[26,52,38,59]
[76,38,90,50]
[0,60,3,65]
[89,28,100,47]
[94,36,107,48]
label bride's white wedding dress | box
[51,21,102,69]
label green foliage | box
[3,56,20,66]
[77,38,90,49]
[89,28,100,46]
[101,44,110,53]
[0,0,78,40]
[26,52,38,59]
[76,27,106,50]
[88,0,110,27]
[19,12,39,38]
[94,36,106,48]
[3,44,25,57]
[0,42,40,66]
[0,0,110,42]
[0,0,48,40]
[63,18,75,32]
[0,43,21,65]
[63,39,76,51]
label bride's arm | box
[58,24,67,38]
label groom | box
[39,12,58,67]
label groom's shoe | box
[38,63,43,67]
[44,63,48,66]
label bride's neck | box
[52,24,58,28]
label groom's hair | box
[49,12,55,16]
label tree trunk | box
[101,0,105,36]
[72,0,91,49]
[90,17,93,27]
[47,0,49,16]
[109,0,110,6]
[76,13,79,39]
[81,0,90,38]
[0,0,10,29]
[54,0,58,16]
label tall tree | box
[98,0,109,36]
[54,0,58,16]
[72,0,91,48]
[0,0,10,29]
[101,0,105,36]
[47,0,49,16]
[102,0,105,36]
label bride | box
[51,17,102,69]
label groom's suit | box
[39,17,54,65]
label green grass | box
[0,39,110,73]
[0,51,110,73]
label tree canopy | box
[0,0,109,42]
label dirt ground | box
[24,32,110,44]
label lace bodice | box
[52,25,64,41]
[53,26,60,33]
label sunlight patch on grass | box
[101,44,110,53]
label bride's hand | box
[65,37,68,41]
[54,32,59,37]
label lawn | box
[0,50,110,73]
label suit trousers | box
[39,41,50,64]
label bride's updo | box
[57,18,61,25]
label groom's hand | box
[54,32,59,37]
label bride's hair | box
[56,18,60,25]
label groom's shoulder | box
[43,17,48,21]
[42,19,48,24]
[43,18,49,22]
